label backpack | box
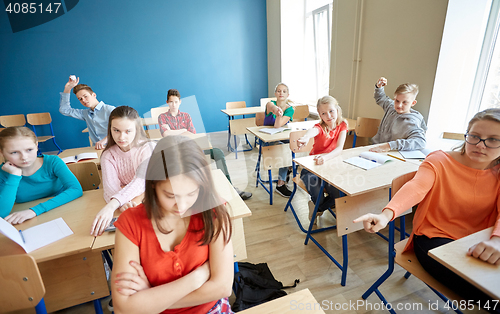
[232,262,300,312]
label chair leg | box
[35,298,48,314]
[93,298,104,314]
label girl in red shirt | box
[111,135,234,314]
[297,96,348,224]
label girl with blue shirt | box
[0,126,82,224]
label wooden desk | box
[0,190,109,312]
[92,169,252,262]
[59,146,102,165]
[293,144,419,286]
[239,289,325,313]
[221,106,263,117]
[149,132,213,150]
[429,227,500,300]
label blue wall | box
[0,0,268,149]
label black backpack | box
[232,262,300,312]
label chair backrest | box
[0,114,26,127]
[289,130,314,155]
[0,254,45,312]
[355,117,381,138]
[26,113,52,126]
[261,144,292,170]
[226,101,246,110]
[255,112,266,126]
[292,105,309,122]
[230,118,256,135]
[442,132,464,140]
[67,162,101,191]
[260,97,277,109]
[146,128,162,139]
[391,171,417,217]
[150,107,169,124]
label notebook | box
[61,152,98,164]
[343,152,393,170]
[259,127,291,135]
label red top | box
[115,204,216,314]
[310,121,348,155]
[158,111,196,135]
[386,150,500,252]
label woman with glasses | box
[355,108,500,313]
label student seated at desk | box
[0,127,82,224]
[112,135,234,314]
[355,109,500,313]
[297,96,348,224]
[369,77,427,153]
[91,106,156,236]
[59,76,115,149]
[264,83,295,197]
[158,89,251,200]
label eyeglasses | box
[464,134,500,148]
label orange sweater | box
[386,150,500,252]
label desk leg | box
[227,116,232,152]
[255,139,262,187]
[362,220,396,314]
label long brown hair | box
[455,108,500,168]
[0,126,37,150]
[143,135,232,245]
[103,106,148,154]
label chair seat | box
[36,135,54,143]
[292,174,307,191]
[395,239,463,302]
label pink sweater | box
[100,142,156,206]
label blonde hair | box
[394,83,419,97]
[317,96,347,137]
[274,82,293,106]
[0,126,37,150]
[455,108,500,168]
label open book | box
[61,152,98,164]
[0,217,73,253]
[259,127,291,135]
[344,152,393,170]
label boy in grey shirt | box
[370,77,427,152]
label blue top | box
[0,155,83,218]
[59,92,116,144]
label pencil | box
[387,154,406,162]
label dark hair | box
[73,84,94,95]
[103,106,148,154]
[0,126,36,150]
[455,108,500,168]
[167,89,181,102]
[144,135,232,246]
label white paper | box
[0,217,73,253]
[259,127,290,135]
[61,152,98,164]
[0,218,27,251]
[399,150,427,159]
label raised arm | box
[59,77,85,120]
[374,77,393,112]
[111,230,210,314]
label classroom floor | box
[38,132,485,314]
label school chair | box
[442,132,464,140]
[352,117,381,148]
[226,101,253,157]
[150,106,169,123]
[292,104,309,122]
[67,162,101,191]
[0,254,48,314]
[362,171,463,314]
[284,130,337,232]
[0,113,26,127]
[26,112,62,155]
[260,144,292,205]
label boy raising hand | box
[59,76,115,149]
[370,77,427,152]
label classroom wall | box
[0,0,268,149]
[329,0,448,122]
